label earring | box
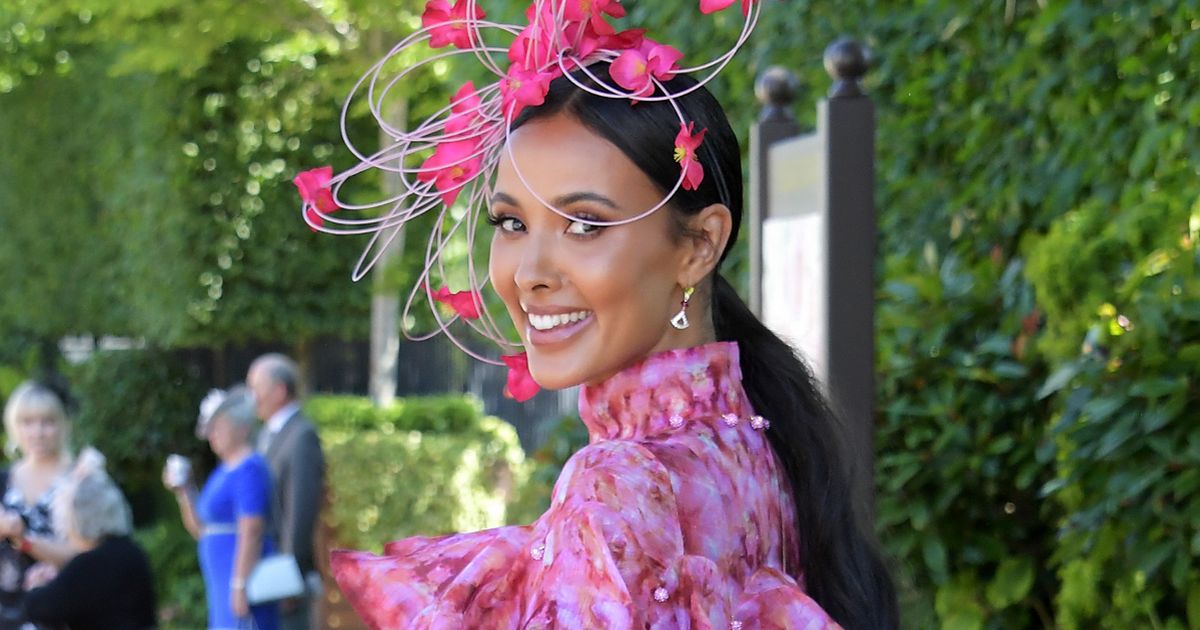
[670,286,695,330]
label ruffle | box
[332,437,840,629]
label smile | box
[528,310,592,331]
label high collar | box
[578,342,753,442]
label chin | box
[526,354,586,390]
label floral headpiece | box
[295,0,762,401]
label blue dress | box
[196,454,280,630]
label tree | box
[0,1,456,372]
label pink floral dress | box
[332,342,840,629]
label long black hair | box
[513,66,899,629]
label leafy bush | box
[135,518,207,630]
[315,395,530,553]
[70,348,211,524]
[876,252,1057,629]
[1027,194,1200,628]
[305,393,487,434]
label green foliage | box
[70,348,210,522]
[317,395,529,552]
[0,45,156,339]
[876,251,1055,628]
[305,393,489,434]
[1027,199,1199,627]
[135,518,207,630]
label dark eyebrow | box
[490,191,620,210]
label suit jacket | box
[261,410,325,576]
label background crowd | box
[0,354,324,630]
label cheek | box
[581,242,676,327]
[488,238,522,319]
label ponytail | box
[712,274,898,630]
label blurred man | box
[247,353,325,630]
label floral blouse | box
[332,342,840,629]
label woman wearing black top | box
[24,471,156,630]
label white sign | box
[761,133,829,386]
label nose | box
[512,230,562,294]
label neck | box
[72,535,101,553]
[22,453,64,472]
[221,444,252,466]
[267,400,295,420]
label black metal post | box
[749,67,801,316]
[821,38,876,524]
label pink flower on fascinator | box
[423,0,486,49]
[501,64,555,120]
[294,166,338,230]
[699,0,755,16]
[502,353,539,401]
[562,0,627,36]
[611,40,684,98]
[418,140,483,206]
[510,5,562,69]
[445,82,482,136]
[674,122,708,190]
[431,285,482,319]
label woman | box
[24,470,156,629]
[167,387,278,630]
[319,2,897,628]
[0,382,78,629]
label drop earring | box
[670,287,695,330]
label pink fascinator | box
[295,0,763,399]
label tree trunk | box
[368,92,408,407]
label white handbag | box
[245,554,306,605]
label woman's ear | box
[677,203,733,286]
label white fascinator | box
[195,388,228,439]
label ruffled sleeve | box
[331,437,840,629]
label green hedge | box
[304,393,488,434]
[311,395,530,553]
[135,520,207,630]
[1026,193,1199,627]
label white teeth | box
[528,310,592,331]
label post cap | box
[755,66,799,122]
[823,38,871,98]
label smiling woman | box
[330,61,898,630]
[306,1,897,628]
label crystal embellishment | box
[530,543,545,561]
[653,586,669,602]
[668,414,684,429]
[722,413,740,427]
[750,415,770,430]
[730,621,743,630]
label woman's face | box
[206,415,244,459]
[489,113,703,389]
[17,411,63,460]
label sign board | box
[761,132,829,387]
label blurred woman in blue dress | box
[165,387,278,630]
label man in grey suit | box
[247,353,325,630]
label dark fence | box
[168,335,572,452]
